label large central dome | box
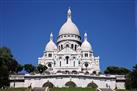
[59,8,80,36]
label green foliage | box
[16,64,23,73]
[116,89,133,91]
[65,81,77,88]
[0,47,20,88]
[125,64,137,90]
[0,88,27,91]
[104,66,130,75]
[0,88,97,91]
[0,47,19,74]
[24,64,35,73]
[50,88,97,91]
[0,65,9,88]
[37,64,47,74]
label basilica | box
[9,8,125,90]
[38,8,100,74]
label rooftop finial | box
[84,33,87,41]
[67,7,72,20]
[50,33,53,41]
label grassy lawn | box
[0,88,96,91]
[0,88,27,91]
[0,88,134,91]
[116,89,136,91]
[50,88,97,91]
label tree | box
[17,64,24,73]
[9,59,18,74]
[104,66,130,75]
[37,64,47,74]
[125,64,137,90]
[0,47,19,88]
[24,64,35,73]
[0,47,19,74]
[0,65,9,88]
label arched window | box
[75,45,77,50]
[85,53,88,57]
[59,46,60,50]
[71,44,73,49]
[61,45,63,50]
[60,61,61,67]
[48,54,52,57]
[59,57,62,59]
[48,63,52,67]
[66,56,69,64]
[73,61,75,67]
[85,62,89,68]
[66,44,69,47]
[78,61,80,64]
[54,61,56,66]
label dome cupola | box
[59,8,80,36]
[45,33,57,51]
[81,33,92,52]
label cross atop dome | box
[84,33,87,41]
[50,32,53,41]
[67,7,72,21]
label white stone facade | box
[9,8,126,90]
[38,8,100,74]
[10,74,125,90]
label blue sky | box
[0,0,136,71]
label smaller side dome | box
[45,33,57,51]
[81,33,92,51]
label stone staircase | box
[99,88,114,91]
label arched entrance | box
[87,81,98,88]
[42,81,54,88]
[65,81,77,88]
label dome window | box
[60,61,61,67]
[71,44,74,49]
[85,53,88,57]
[48,63,52,67]
[59,57,62,59]
[61,45,63,50]
[66,44,69,47]
[73,61,75,67]
[75,45,77,50]
[59,46,60,50]
[48,54,52,57]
